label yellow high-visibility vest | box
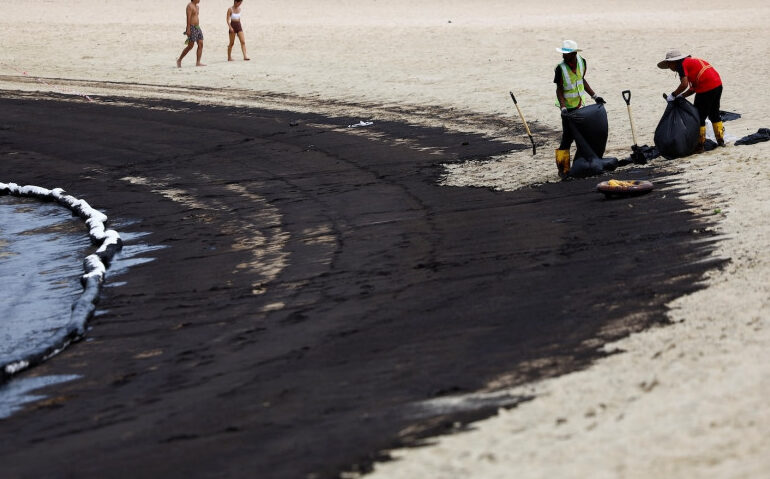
[555,56,591,109]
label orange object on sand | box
[596,179,654,198]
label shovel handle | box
[509,91,531,136]
[509,91,536,155]
[623,92,639,146]
[622,90,631,105]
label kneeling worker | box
[554,40,605,178]
[658,49,724,152]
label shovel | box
[509,91,536,155]
[621,90,647,163]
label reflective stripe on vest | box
[555,55,590,108]
[694,59,712,85]
[682,57,721,93]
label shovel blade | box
[631,145,647,164]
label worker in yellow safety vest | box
[554,40,605,178]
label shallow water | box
[104,230,166,285]
[0,196,90,365]
[0,196,165,417]
[0,374,81,419]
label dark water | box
[0,374,82,418]
[0,196,90,364]
[0,196,164,417]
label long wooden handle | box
[510,91,536,155]
[514,103,533,137]
[626,105,638,146]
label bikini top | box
[231,12,241,20]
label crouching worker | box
[658,49,724,152]
[554,40,605,178]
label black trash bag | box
[564,104,618,178]
[735,128,770,146]
[654,97,700,159]
[704,139,718,151]
[618,145,659,166]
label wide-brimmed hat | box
[657,49,689,68]
[556,40,582,54]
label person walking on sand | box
[178,0,205,67]
[553,40,605,178]
[227,0,250,61]
[658,49,724,152]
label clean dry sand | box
[1,0,769,477]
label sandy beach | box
[1,0,769,477]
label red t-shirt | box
[676,57,722,93]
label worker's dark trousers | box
[558,106,581,150]
[694,85,723,126]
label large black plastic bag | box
[565,104,618,178]
[735,128,770,146]
[654,97,700,159]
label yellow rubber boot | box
[713,121,725,146]
[555,149,570,178]
[694,126,706,154]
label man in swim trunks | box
[177,0,205,67]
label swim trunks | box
[185,25,204,44]
[231,20,243,34]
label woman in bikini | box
[227,0,250,61]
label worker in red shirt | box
[658,49,724,152]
